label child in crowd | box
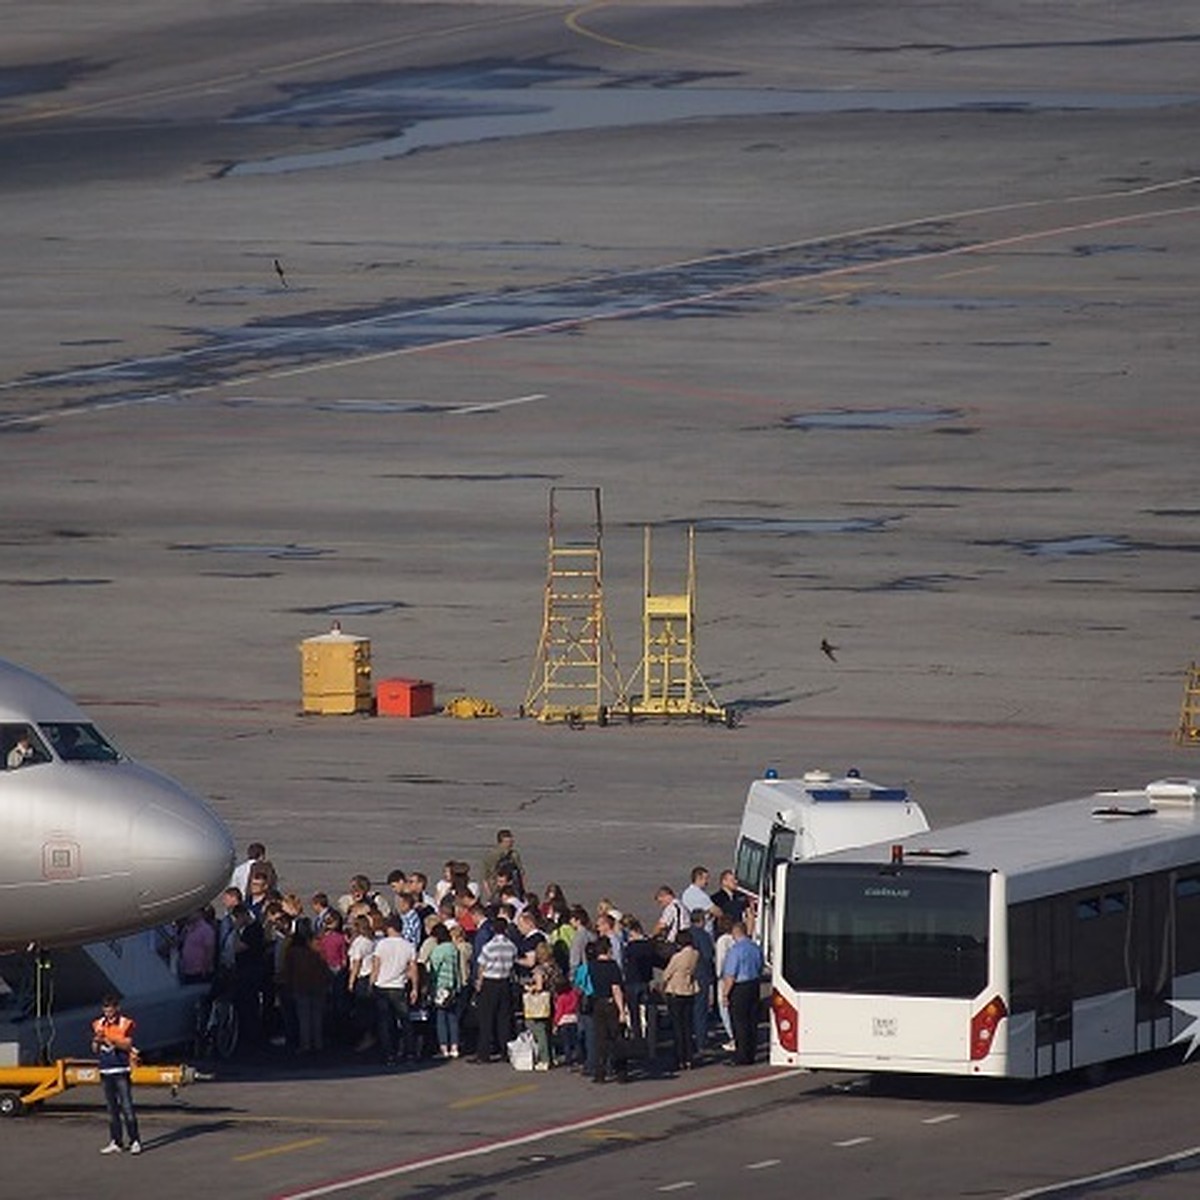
[552,978,580,1069]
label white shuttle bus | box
[734,768,929,965]
[770,778,1200,1078]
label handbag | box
[611,1030,649,1063]
[650,936,676,969]
[523,989,552,1020]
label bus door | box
[1132,873,1171,1046]
[1032,898,1073,1073]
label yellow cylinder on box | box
[299,622,372,714]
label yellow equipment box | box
[299,624,372,715]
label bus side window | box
[1072,885,1132,995]
[1175,872,1200,974]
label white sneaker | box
[100,1141,122,1155]
[722,1040,736,1052]
[129,1141,143,1155]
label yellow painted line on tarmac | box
[935,265,997,281]
[39,1108,384,1128]
[0,7,555,127]
[564,2,855,79]
[449,1082,539,1110]
[565,3,642,53]
[580,1127,646,1142]
[234,1136,329,1163]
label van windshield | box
[40,723,121,763]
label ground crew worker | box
[720,922,764,1065]
[92,992,142,1155]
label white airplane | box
[0,657,235,951]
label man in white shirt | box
[652,886,689,943]
[229,842,266,899]
[371,917,418,1065]
[681,866,715,936]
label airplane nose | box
[133,795,236,918]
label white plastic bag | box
[507,1028,536,1071]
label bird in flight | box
[820,638,839,662]
[273,257,289,288]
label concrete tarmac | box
[1,1,1199,1197]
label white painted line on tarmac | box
[8,179,1199,427]
[922,1113,960,1125]
[834,1136,873,1148]
[274,1068,796,1199]
[448,392,547,416]
[657,1183,696,1193]
[1000,1143,1200,1200]
[746,1158,782,1170]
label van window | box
[735,837,767,895]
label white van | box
[734,768,929,965]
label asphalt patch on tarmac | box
[170,542,335,560]
[682,516,901,535]
[785,407,963,430]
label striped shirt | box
[399,907,422,946]
[477,933,517,980]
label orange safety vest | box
[92,1014,137,1072]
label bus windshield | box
[780,862,990,999]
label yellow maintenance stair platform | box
[0,1058,198,1117]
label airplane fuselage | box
[0,659,235,949]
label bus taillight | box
[771,989,799,1053]
[970,996,1007,1060]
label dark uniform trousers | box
[592,997,626,1081]
[476,976,512,1060]
[729,979,759,1064]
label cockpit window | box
[39,723,120,763]
[2,723,51,770]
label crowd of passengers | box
[170,828,764,1082]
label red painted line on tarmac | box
[272,1067,789,1200]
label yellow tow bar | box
[0,1059,199,1116]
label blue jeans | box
[435,1003,460,1051]
[556,1020,580,1066]
[693,983,712,1055]
[101,1072,139,1146]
